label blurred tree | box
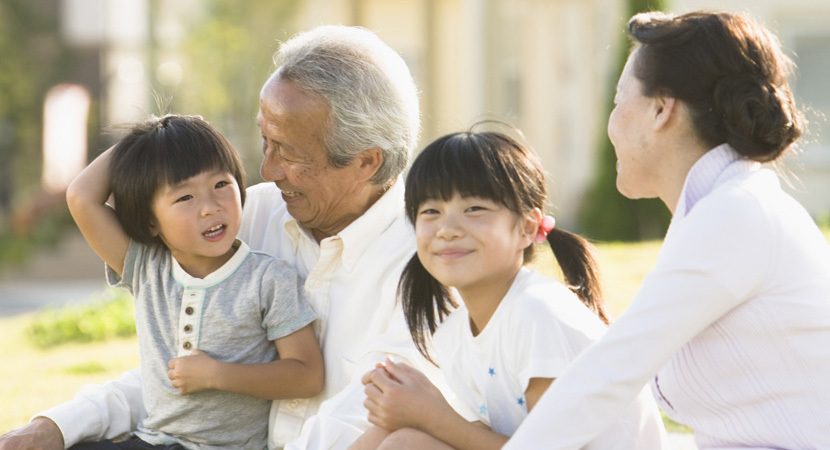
[173,0,301,181]
[0,0,76,232]
[579,0,670,241]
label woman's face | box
[607,49,663,200]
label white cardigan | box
[504,144,830,449]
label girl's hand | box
[362,358,453,432]
[167,349,219,395]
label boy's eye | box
[418,208,439,216]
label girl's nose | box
[435,215,462,240]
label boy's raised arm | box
[66,146,130,276]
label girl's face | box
[415,193,535,304]
[607,49,664,199]
[150,169,242,277]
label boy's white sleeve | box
[35,367,146,448]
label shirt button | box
[185,306,194,315]
[288,400,298,409]
[183,341,192,350]
[183,325,192,333]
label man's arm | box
[0,368,146,449]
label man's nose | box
[261,149,287,182]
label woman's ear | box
[652,95,677,131]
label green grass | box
[4,230,829,436]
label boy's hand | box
[168,349,219,395]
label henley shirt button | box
[185,306,194,315]
[288,400,298,409]
[183,325,192,333]
[183,341,192,350]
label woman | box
[504,10,830,449]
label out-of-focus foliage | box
[579,0,671,241]
[26,288,136,348]
[173,0,301,181]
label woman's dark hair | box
[110,114,246,247]
[400,130,608,363]
[627,11,802,162]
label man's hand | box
[0,417,64,450]
[167,349,219,395]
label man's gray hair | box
[273,25,420,185]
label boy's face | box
[150,169,242,277]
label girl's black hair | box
[110,114,246,247]
[401,130,608,363]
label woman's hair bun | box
[713,73,801,161]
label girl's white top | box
[434,267,667,449]
[504,144,830,449]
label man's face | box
[256,76,374,241]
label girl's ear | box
[520,208,543,246]
[149,218,160,237]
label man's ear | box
[652,95,677,131]
[354,147,384,182]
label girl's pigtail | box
[546,229,610,324]
[398,253,456,364]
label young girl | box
[66,114,324,449]
[350,130,667,450]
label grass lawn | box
[4,229,828,435]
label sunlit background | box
[0,0,828,307]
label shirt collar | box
[171,239,250,287]
[674,144,759,219]
[282,177,407,269]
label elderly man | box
[0,25,429,450]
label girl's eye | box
[465,205,486,213]
[176,195,193,203]
[215,180,230,189]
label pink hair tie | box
[534,215,556,244]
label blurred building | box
[56,0,829,226]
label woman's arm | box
[167,324,324,399]
[65,147,129,276]
[362,359,509,450]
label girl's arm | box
[65,147,129,276]
[362,359,509,450]
[167,324,324,399]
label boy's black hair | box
[110,114,246,247]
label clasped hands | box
[360,357,453,432]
